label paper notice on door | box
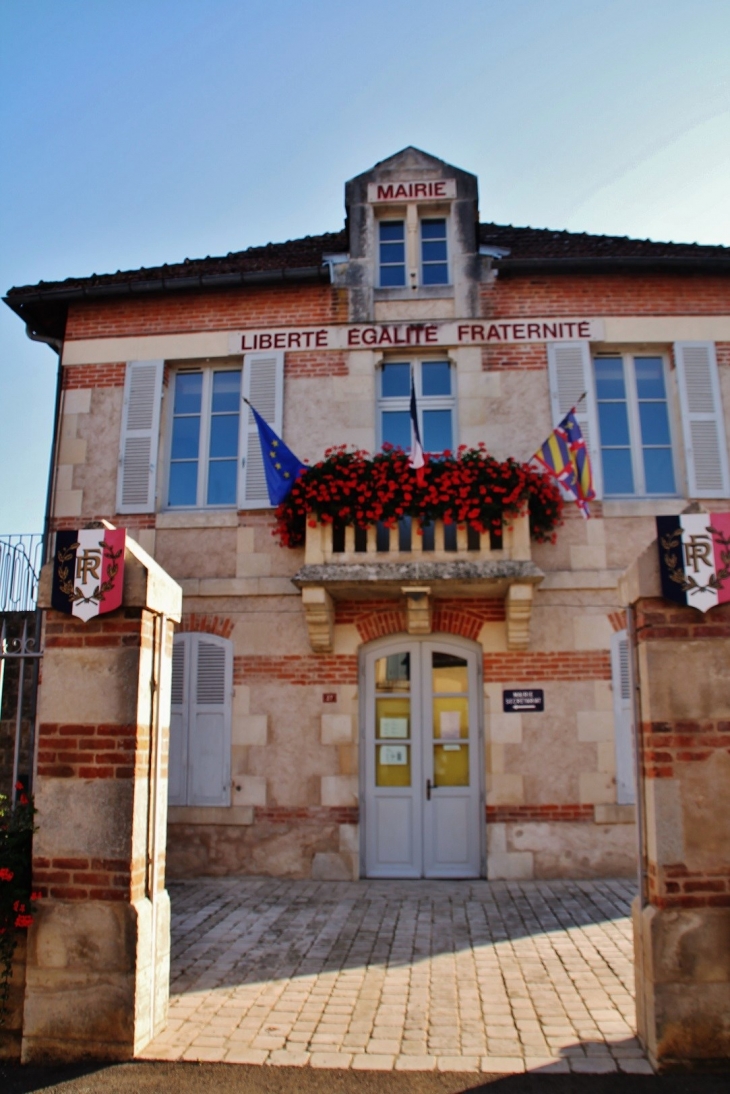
[380,744,408,765]
[380,717,408,738]
[439,710,462,739]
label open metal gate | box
[0,535,43,804]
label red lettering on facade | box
[527,323,541,339]
[578,321,590,338]
[362,328,377,345]
[348,329,361,346]
[425,325,438,343]
[288,332,301,348]
[434,181,446,196]
[486,325,502,341]
[414,183,427,197]
[512,324,525,340]
[376,185,394,200]
[316,329,327,347]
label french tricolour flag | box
[409,370,426,483]
[656,513,730,614]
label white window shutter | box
[240,351,284,508]
[546,341,602,497]
[116,360,164,513]
[611,630,635,806]
[674,342,730,498]
[187,635,232,807]
[168,637,187,806]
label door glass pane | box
[377,743,411,787]
[375,652,410,691]
[434,743,469,786]
[433,696,469,739]
[432,652,467,692]
[376,697,410,739]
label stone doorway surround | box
[139,876,651,1074]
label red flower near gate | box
[0,869,13,882]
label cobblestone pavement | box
[140,877,651,1075]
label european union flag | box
[246,400,307,505]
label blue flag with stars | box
[247,401,307,505]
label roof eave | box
[496,255,730,275]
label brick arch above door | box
[335,598,505,644]
[178,613,234,639]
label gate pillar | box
[21,536,181,1063]
[620,545,730,1071]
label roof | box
[5,222,730,343]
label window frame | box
[420,216,449,286]
[593,350,680,499]
[376,358,457,455]
[375,205,452,290]
[378,219,407,287]
[164,364,244,510]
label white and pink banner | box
[657,513,730,613]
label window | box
[378,360,455,453]
[169,633,232,807]
[421,218,448,285]
[168,369,241,507]
[594,354,676,496]
[379,220,406,286]
[378,215,450,288]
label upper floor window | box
[379,220,406,286]
[594,354,676,496]
[168,369,241,507]
[378,360,455,453]
[421,218,448,285]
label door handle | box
[426,778,436,800]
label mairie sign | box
[51,527,126,622]
[656,514,730,614]
[229,317,604,355]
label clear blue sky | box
[1,0,728,532]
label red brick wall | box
[62,362,126,388]
[65,284,348,340]
[178,614,234,639]
[335,598,506,643]
[483,273,730,317]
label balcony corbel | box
[505,582,534,650]
[301,585,334,653]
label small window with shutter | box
[168,633,232,807]
[674,342,730,498]
[117,360,164,513]
[611,629,635,805]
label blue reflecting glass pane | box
[422,264,449,285]
[209,414,239,458]
[173,372,202,414]
[380,242,405,263]
[594,358,626,399]
[380,265,406,287]
[382,411,411,449]
[421,219,446,239]
[422,240,447,262]
[644,448,675,494]
[171,414,200,459]
[602,449,634,495]
[423,409,453,452]
[635,357,666,399]
[381,363,411,397]
[639,401,671,446]
[598,401,630,445]
[207,460,237,505]
[421,361,451,396]
[169,462,198,506]
[211,370,241,412]
[380,221,404,241]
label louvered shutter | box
[546,341,602,497]
[188,635,232,806]
[674,342,730,498]
[611,630,635,805]
[168,637,187,806]
[240,351,284,508]
[116,360,164,513]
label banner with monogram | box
[51,527,126,622]
[656,514,730,613]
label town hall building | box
[5,147,730,883]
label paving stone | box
[481,1056,526,1073]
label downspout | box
[627,603,648,908]
[25,326,63,795]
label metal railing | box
[0,534,43,612]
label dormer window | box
[379,221,406,286]
[421,218,448,285]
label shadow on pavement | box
[2,1061,729,1094]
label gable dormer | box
[343,148,480,322]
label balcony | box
[292,512,544,653]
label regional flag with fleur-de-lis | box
[532,409,595,518]
[246,399,307,505]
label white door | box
[363,638,483,879]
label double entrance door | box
[363,638,483,878]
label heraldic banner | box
[656,513,730,614]
[51,527,126,622]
